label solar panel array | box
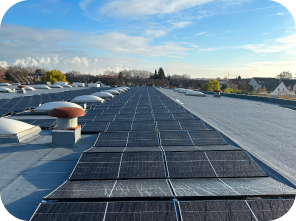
[0,87,104,117]
[30,87,295,221]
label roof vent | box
[31,102,84,115]
[49,107,85,146]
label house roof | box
[261,80,282,92]
[228,79,251,85]
[253,78,276,84]
[280,80,296,89]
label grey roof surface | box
[0,131,97,220]
[160,88,296,186]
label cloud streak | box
[236,34,296,54]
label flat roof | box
[1,87,295,220]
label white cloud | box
[171,21,192,29]
[98,0,215,17]
[145,30,167,37]
[196,32,206,36]
[236,34,296,54]
[0,61,8,68]
[199,47,221,51]
[53,55,59,64]
[277,12,285,16]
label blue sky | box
[0,0,295,78]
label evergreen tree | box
[158,67,165,80]
[154,69,159,79]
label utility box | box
[52,126,81,146]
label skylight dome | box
[71,95,104,103]
[0,87,14,93]
[34,85,52,89]
[33,102,83,112]
[104,90,120,95]
[0,118,41,142]
[92,92,114,99]
[185,91,206,97]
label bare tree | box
[277,71,293,79]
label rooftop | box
[0,87,295,220]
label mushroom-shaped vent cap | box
[49,107,85,118]
[214,90,222,92]
[18,85,26,88]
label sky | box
[0,0,296,79]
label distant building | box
[280,80,296,94]
[261,80,288,96]
[248,78,276,91]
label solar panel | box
[94,132,128,147]
[118,152,166,179]
[161,145,201,152]
[81,122,109,133]
[159,131,193,146]
[154,114,174,121]
[104,201,178,221]
[29,202,107,221]
[69,153,122,180]
[247,199,295,221]
[171,178,237,197]
[110,179,172,198]
[106,124,132,132]
[44,180,115,199]
[127,131,159,146]
[198,145,241,151]
[188,130,227,146]
[179,200,255,221]
[131,123,156,131]
[85,146,126,153]
[179,121,207,130]
[165,152,216,178]
[206,151,266,177]
[156,121,181,131]
[173,113,198,120]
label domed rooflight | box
[71,95,104,103]
[34,85,52,89]
[0,87,14,93]
[175,88,184,92]
[104,89,120,95]
[25,86,36,91]
[185,91,206,97]
[0,118,41,143]
[32,102,83,114]
[113,88,125,93]
[117,87,128,91]
[50,85,63,88]
[179,89,192,93]
[49,107,85,145]
[0,83,11,86]
[92,92,114,99]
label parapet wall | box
[203,92,296,108]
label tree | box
[158,67,165,80]
[277,71,292,79]
[201,80,220,91]
[221,83,228,91]
[118,72,124,84]
[41,69,66,84]
[238,75,241,79]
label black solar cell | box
[188,130,227,146]
[29,202,107,221]
[105,201,178,221]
